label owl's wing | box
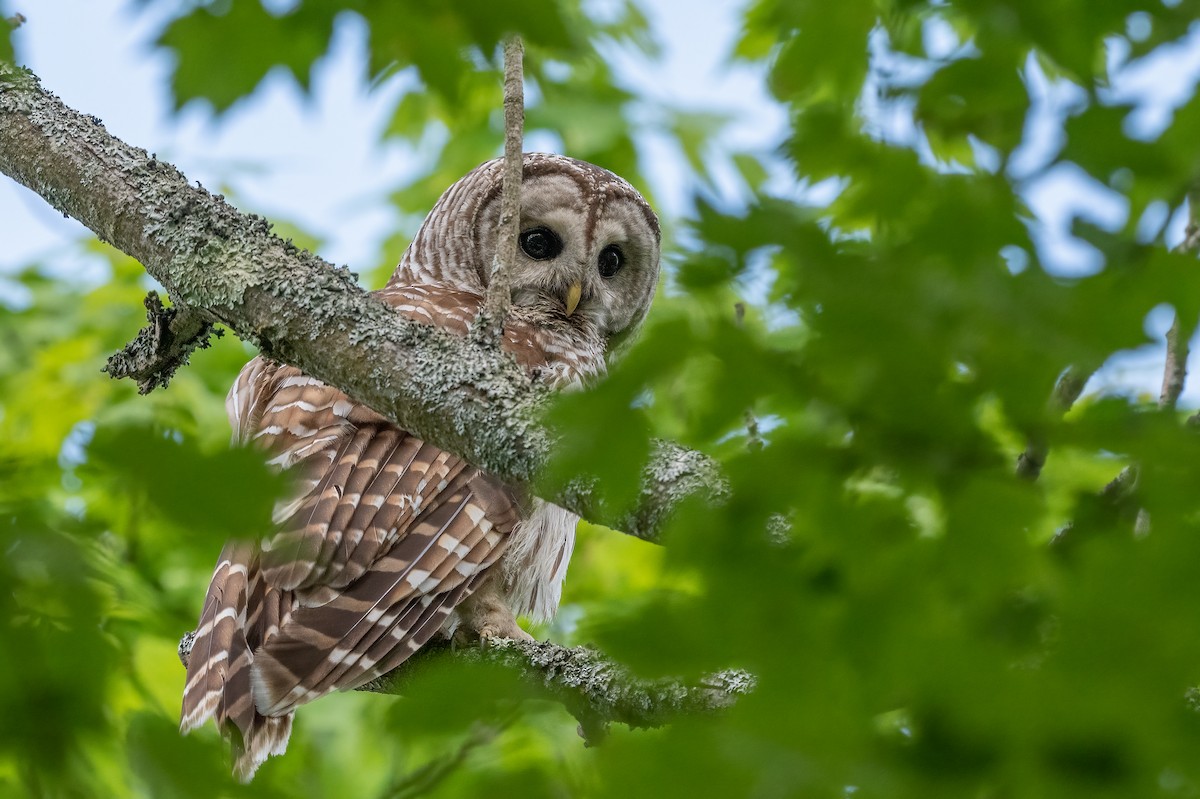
[226,352,521,716]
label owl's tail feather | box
[180,541,294,781]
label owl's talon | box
[457,579,534,645]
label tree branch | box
[0,64,723,543]
[102,291,222,393]
[177,632,753,740]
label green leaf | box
[85,422,292,542]
[157,2,337,111]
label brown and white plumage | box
[180,154,661,779]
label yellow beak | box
[564,282,582,317]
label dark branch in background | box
[383,717,514,799]
[1016,365,1089,481]
[0,63,725,544]
[177,632,754,741]
[103,292,222,393]
[474,36,524,343]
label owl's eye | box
[519,227,563,260]
[598,245,624,278]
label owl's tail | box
[180,541,294,781]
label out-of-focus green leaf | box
[916,54,1028,155]
[85,422,293,542]
[0,20,14,65]
[158,2,338,112]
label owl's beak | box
[564,282,582,317]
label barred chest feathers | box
[497,499,578,622]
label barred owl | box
[179,153,661,779]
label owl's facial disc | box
[430,156,660,343]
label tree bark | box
[177,631,754,737]
[0,64,725,542]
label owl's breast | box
[375,282,606,388]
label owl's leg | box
[455,575,533,643]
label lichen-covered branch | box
[371,638,754,744]
[178,632,753,739]
[0,64,721,542]
[103,291,222,393]
[619,440,730,543]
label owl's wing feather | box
[224,340,520,715]
[186,282,559,776]
[252,464,516,715]
[180,541,295,780]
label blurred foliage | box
[4,0,1200,797]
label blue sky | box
[0,0,785,273]
[3,0,1199,404]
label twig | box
[1181,184,1200,254]
[474,36,524,344]
[1049,464,1141,549]
[733,302,764,451]
[103,292,222,393]
[1159,316,1190,410]
[1099,464,1139,502]
[1133,184,1200,528]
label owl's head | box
[393,153,661,351]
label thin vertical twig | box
[474,36,525,344]
[1159,316,1189,410]
[733,302,764,450]
[1163,185,1200,411]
